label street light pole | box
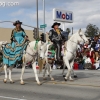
[43,0,45,33]
[72,27,73,34]
[36,0,39,39]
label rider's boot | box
[56,52,61,61]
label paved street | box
[0,69,100,100]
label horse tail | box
[38,58,45,73]
[0,66,4,72]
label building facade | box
[0,27,46,42]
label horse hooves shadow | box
[74,75,78,78]
[10,81,15,84]
[63,75,65,77]
[43,78,47,80]
[48,75,50,77]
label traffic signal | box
[33,28,37,39]
[40,33,46,42]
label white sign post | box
[63,22,65,31]
[53,8,73,31]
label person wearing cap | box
[3,20,29,66]
[49,22,63,61]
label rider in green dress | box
[3,20,29,66]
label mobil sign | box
[53,8,73,23]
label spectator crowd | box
[74,35,100,70]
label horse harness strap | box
[65,32,85,57]
[25,51,37,58]
[69,50,75,57]
[64,45,75,57]
[66,49,75,57]
[69,40,78,44]
[78,31,86,42]
[25,44,37,58]
[69,31,85,44]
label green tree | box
[85,24,99,37]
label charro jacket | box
[49,28,63,42]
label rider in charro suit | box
[49,22,63,61]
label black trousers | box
[53,40,62,60]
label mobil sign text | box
[53,8,73,23]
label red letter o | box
[62,14,65,19]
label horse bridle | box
[69,32,85,44]
[79,32,85,42]
[66,32,85,57]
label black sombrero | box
[51,22,61,28]
[13,20,22,26]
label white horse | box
[40,29,88,81]
[0,40,45,85]
[40,43,55,81]
[0,41,7,72]
[20,41,46,85]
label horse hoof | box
[74,75,77,78]
[69,79,74,81]
[37,82,42,85]
[64,77,68,81]
[63,75,65,77]
[43,77,47,80]
[3,79,7,83]
[20,81,25,85]
[51,78,55,81]
[48,75,50,77]
[10,81,14,84]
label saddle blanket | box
[47,50,55,60]
[47,44,66,60]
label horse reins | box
[65,32,85,57]
[25,44,37,58]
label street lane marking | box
[22,80,100,88]
[0,78,100,88]
[0,96,27,100]
[45,81,100,88]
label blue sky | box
[0,0,100,33]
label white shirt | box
[85,57,92,64]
